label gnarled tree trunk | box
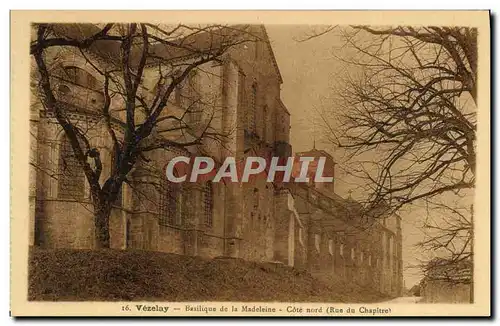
[94,200,112,249]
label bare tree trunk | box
[94,200,112,249]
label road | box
[383,296,422,303]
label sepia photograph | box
[10,10,491,317]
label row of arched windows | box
[158,177,214,228]
[57,134,122,206]
[58,134,86,199]
[55,66,215,225]
[62,66,101,91]
[243,82,268,139]
[57,135,214,227]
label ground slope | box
[28,247,390,302]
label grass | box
[28,247,390,302]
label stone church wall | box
[29,25,403,298]
[35,200,94,249]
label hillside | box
[28,247,390,302]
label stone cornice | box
[40,107,126,135]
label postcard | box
[10,10,490,317]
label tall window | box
[254,40,261,60]
[186,71,201,124]
[203,182,213,227]
[58,134,85,199]
[159,169,184,226]
[238,71,246,125]
[247,83,257,132]
[63,66,100,90]
[253,188,259,211]
[262,105,268,140]
[174,85,182,107]
[314,234,321,252]
[176,189,185,226]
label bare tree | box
[30,23,254,248]
[300,26,477,298]
[310,25,477,215]
[417,201,472,264]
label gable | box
[257,25,283,84]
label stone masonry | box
[29,24,403,296]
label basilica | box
[29,24,403,296]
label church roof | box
[51,24,250,64]
[49,23,284,82]
[257,25,283,84]
[295,148,335,164]
[277,98,290,115]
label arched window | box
[253,187,259,211]
[298,227,304,246]
[262,105,268,140]
[247,83,257,132]
[237,71,246,122]
[174,84,182,106]
[62,66,100,91]
[185,71,202,123]
[159,168,184,226]
[314,234,321,252]
[203,182,213,227]
[58,134,85,199]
